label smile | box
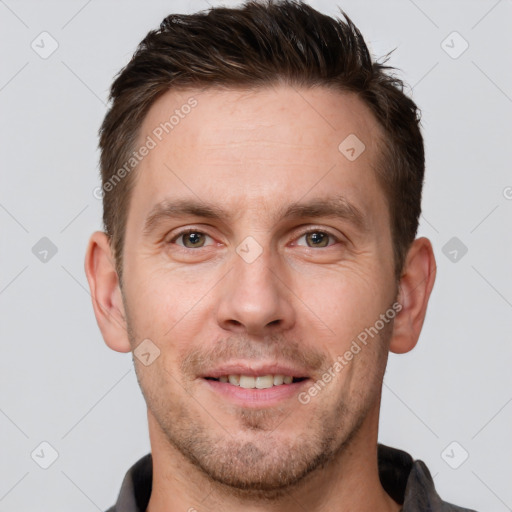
[205,374,307,389]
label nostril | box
[227,320,243,328]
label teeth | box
[215,374,300,388]
[273,375,284,385]
[255,375,274,389]
[239,375,256,388]
[228,375,240,386]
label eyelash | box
[168,227,340,249]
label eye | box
[170,229,214,249]
[295,230,338,248]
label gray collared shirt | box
[105,444,478,512]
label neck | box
[145,404,401,512]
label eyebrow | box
[142,195,369,235]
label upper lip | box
[200,362,311,379]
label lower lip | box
[202,378,310,407]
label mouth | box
[204,374,308,389]
[200,364,311,407]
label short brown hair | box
[98,0,424,280]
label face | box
[120,84,398,492]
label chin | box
[185,435,334,496]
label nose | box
[215,243,296,337]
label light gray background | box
[1,0,511,510]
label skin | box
[85,84,436,512]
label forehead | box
[130,84,387,228]
[141,84,382,153]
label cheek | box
[134,356,186,420]
[123,260,211,337]
[290,264,392,351]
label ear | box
[389,237,436,354]
[84,231,131,353]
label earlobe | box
[389,237,436,354]
[84,231,132,353]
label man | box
[84,1,477,511]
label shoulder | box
[378,444,479,512]
[406,458,479,512]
